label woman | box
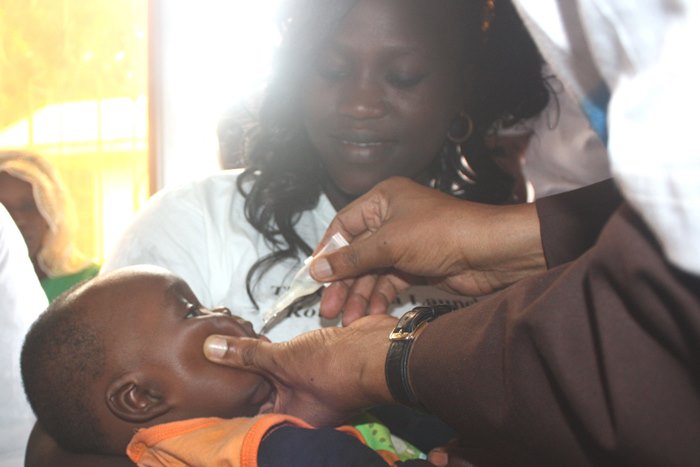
[102,0,549,339]
[0,151,99,302]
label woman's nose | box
[337,76,387,120]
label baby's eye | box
[185,303,201,319]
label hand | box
[203,315,397,427]
[310,177,545,323]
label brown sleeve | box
[409,203,700,466]
[536,179,623,268]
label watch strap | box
[385,305,454,407]
[385,334,418,406]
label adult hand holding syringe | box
[260,233,348,334]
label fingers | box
[320,273,412,323]
[319,280,350,319]
[367,274,404,315]
[312,193,377,256]
[311,235,393,283]
[313,179,394,257]
[319,276,385,324]
[340,274,376,325]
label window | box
[1,1,281,262]
[0,0,148,262]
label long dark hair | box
[234,0,550,304]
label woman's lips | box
[339,139,386,147]
[332,135,394,163]
[334,131,393,146]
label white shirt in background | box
[522,75,611,198]
[514,0,700,274]
[0,204,47,467]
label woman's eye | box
[317,66,350,81]
[315,55,350,82]
[185,303,200,319]
[386,72,425,89]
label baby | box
[21,266,425,465]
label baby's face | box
[86,268,274,421]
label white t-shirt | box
[102,170,476,342]
[514,0,700,274]
[521,76,611,198]
[0,204,47,467]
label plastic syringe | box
[260,233,348,334]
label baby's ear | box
[106,373,170,423]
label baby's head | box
[21,266,274,455]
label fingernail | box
[312,257,333,280]
[204,336,228,360]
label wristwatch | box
[385,304,454,407]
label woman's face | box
[0,171,49,263]
[302,0,470,207]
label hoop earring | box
[447,113,474,144]
[446,112,477,179]
[447,113,474,152]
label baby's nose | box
[207,306,232,316]
[204,306,231,316]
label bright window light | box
[155,1,283,189]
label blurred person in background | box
[0,151,99,302]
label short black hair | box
[21,285,109,453]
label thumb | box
[310,239,392,282]
[204,335,276,374]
